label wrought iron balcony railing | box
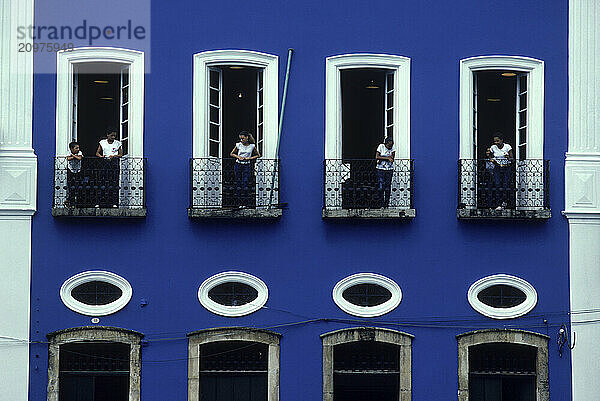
[457,159,550,219]
[52,156,146,217]
[323,159,414,218]
[189,158,281,218]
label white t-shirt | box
[68,151,83,173]
[376,143,396,170]
[99,139,122,158]
[235,142,255,164]
[490,143,512,166]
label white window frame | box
[467,274,538,319]
[60,270,133,316]
[193,50,279,159]
[56,47,145,158]
[459,55,544,160]
[325,54,411,160]
[332,273,402,317]
[198,271,268,317]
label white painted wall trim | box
[198,271,268,317]
[332,273,402,317]
[325,54,411,159]
[193,50,279,158]
[459,55,544,159]
[60,271,133,316]
[567,2,600,400]
[467,274,537,319]
[56,47,145,157]
[0,1,34,400]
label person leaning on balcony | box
[489,133,514,210]
[230,131,260,208]
[65,141,83,207]
[95,128,123,208]
[375,137,395,208]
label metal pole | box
[268,48,294,208]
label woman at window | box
[490,133,514,210]
[230,131,260,208]
[95,128,123,207]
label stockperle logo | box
[30,0,151,73]
[17,20,147,46]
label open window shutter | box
[256,70,264,155]
[515,73,540,209]
[385,71,394,141]
[120,65,130,156]
[72,65,79,142]
[195,67,223,207]
[254,69,277,208]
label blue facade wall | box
[30,0,570,400]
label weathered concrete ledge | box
[322,208,416,219]
[188,207,282,219]
[457,208,551,220]
[52,207,147,218]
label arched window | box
[187,327,281,401]
[321,327,413,401]
[46,326,143,401]
[457,329,549,401]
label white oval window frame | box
[332,273,402,317]
[60,271,133,316]
[468,274,538,319]
[198,271,268,317]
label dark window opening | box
[333,341,399,401]
[75,63,124,157]
[469,343,536,401]
[342,284,392,307]
[200,341,268,401]
[340,68,393,209]
[208,282,259,306]
[209,66,262,208]
[71,281,123,306]
[477,285,527,308]
[474,70,517,160]
[59,342,130,401]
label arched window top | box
[47,325,144,343]
[193,49,278,66]
[321,326,413,346]
[456,328,549,345]
[187,326,281,345]
[460,55,544,71]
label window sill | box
[188,207,282,220]
[457,208,550,220]
[52,207,147,218]
[322,208,416,219]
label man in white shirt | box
[95,129,123,207]
[375,137,396,208]
[490,134,514,209]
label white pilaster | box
[567,1,600,400]
[0,0,36,400]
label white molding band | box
[55,47,145,157]
[459,55,545,160]
[325,53,411,159]
[467,274,537,319]
[192,50,279,159]
[567,2,600,400]
[0,1,34,400]
[332,273,402,317]
[198,271,269,317]
[60,271,133,316]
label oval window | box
[342,283,392,307]
[198,272,268,317]
[333,273,401,317]
[60,271,132,316]
[71,281,123,305]
[208,282,259,306]
[468,274,537,319]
